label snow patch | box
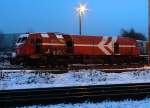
[19,98,150,108]
[1,69,150,90]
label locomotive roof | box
[19,34,29,37]
[20,32,114,39]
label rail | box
[0,64,148,73]
[0,83,150,107]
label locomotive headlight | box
[11,52,16,58]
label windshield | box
[17,37,27,43]
[21,37,27,43]
[16,35,28,46]
[17,38,22,43]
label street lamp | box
[76,4,88,35]
[148,0,150,64]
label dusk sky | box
[0,0,148,37]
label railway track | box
[1,83,150,107]
[0,64,148,73]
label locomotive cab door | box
[35,38,42,53]
[114,42,119,54]
[63,35,74,54]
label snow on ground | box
[0,59,23,68]
[19,98,150,108]
[0,52,23,68]
[1,68,150,90]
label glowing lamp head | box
[76,4,88,16]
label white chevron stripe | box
[97,37,112,55]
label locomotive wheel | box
[10,58,16,65]
[15,60,21,65]
[10,57,21,65]
[50,64,56,69]
[62,64,68,68]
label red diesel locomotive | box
[10,32,147,66]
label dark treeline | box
[120,28,147,41]
[0,33,19,51]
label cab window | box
[21,37,27,43]
[17,38,22,43]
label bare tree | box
[120,28,147,41]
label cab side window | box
[21,37,27,43]
[30,39,35,44]
[66,41,73,47]
[17,38,21,43]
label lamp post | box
[76,4,88,35]
[148,0,150,64]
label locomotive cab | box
[16,34,28,46]
[10,34,29,65]
[15,34,29,56]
